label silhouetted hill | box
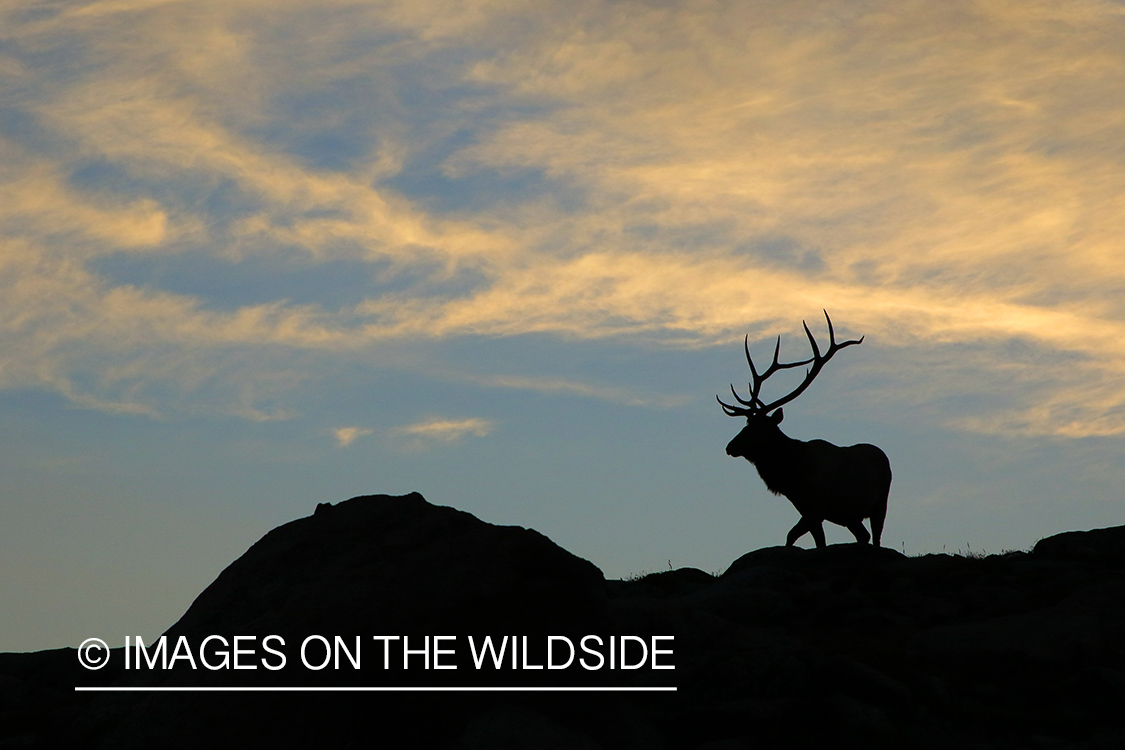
[2,492,1124,748]
[167,492,608,645]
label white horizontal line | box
[75,686,677,692]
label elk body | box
[718,312,891,548]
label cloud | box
[470,373,690,409]
[394,417,494,443]
[333,426,373,447]
[3,0,1125,435]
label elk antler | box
[718,310,863,417]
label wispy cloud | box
[2,0,1125,435]
[472,374,690,409]
[394,417,494,443]
[333,426,373,447]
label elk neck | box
[745,428,807,498]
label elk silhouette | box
[718,311,891,548]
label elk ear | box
[770,408,784,425]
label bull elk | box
[718,311,891,548]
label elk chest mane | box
[745,432,817,500]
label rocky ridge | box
[2,492,1123,748]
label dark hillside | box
[2,492,1123,748]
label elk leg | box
[846,521,870,545]
[871,506,886,548]
[809,520,826,548]
[786,517,813,546]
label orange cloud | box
[395,417,494,443]
[3,0,1124,435]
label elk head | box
[717,311,863,460]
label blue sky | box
[2,0,1124,652]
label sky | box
[2,0,1124,652]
